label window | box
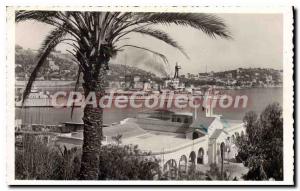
[184,118,189,123]
[192,132,199,139]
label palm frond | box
[15,10,58,24]
[111,13,134,31]
[117,44,169,65]
[53,12,84,42]
[135,13,231,39]
[131,27,189,59]
[22,27,67,105]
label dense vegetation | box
[235,103,283,180]
[15,45,160,82]
[15,135,160,180]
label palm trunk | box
[79,57,107,180]
[221,158,224,180]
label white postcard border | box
[6,6,294,185]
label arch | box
[231,134,235,143]
[189,151,196,164]
[192,132,199,140]
[235,132,239,137]
[188,151,196,172]
[178,155,187,175]
[220,142,225,160]
[184,118,189,123]
[163,159,177,179]
[226,136,231,145]
[197,147,204,164]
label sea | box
[15,87,283,125]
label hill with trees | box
[15,45,160,83]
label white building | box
[54,95,245,179]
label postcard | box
[6,6,294,185]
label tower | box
[173,62,181,79]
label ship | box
[15,88,52,107]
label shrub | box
[15,134,63,180]
[15,135,160,180]
[98,144,160,180]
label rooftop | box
[103,119,147,139]
[122,132,206,153]
[190,116,216,133]
[58,118,147,141]
[210,129,228,139]
[220,118,243,129]
[136,117,192,134]
[173,112,193,116]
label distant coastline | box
[15,80,283,90]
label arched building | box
[54,108,245,177]
[53,92,246,179]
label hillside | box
[15,45,160,82]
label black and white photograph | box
[5,6,294,185]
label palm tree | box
[16,11,231,179]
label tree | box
[243,111,258,146]
[16,11,231,179]
[236,103,283,180]
[98,145,160,180]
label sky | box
[15,13,283,76]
